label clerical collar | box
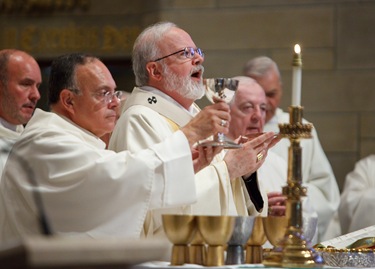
[140,86,196,116]
[0,117,19,132]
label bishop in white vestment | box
[109,87,265,236]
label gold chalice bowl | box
[196,215,235,266]
[162,214,196,265]
[246,216,267,264]
[262,216,289,267]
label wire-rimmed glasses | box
[153,47,204,62]
[69,89,124,104]
[98,91,123,104]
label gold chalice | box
[162,214,196,265]
[262,216,289,267]
[196,215,235,266]
[189,230,206,265]
[245,216,267,264]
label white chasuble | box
[109,87,255,237]
[0,109,196,243]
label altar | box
[0,235,170,269]
[1,231,375,269]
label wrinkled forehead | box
[237,82,266,103]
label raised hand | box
[224,132,276,179]
[191,145,223,173]
[180,101,230,148]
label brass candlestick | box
[266,106,323,268]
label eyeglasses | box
[97,91,123,104]
[153,47,204,62]
[69,88,124,104]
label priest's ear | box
[60,89,76,113]
[146,61,162,81]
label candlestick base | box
[279,228,323,268]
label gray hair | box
[132,21,177,86]
[243,56,280,79]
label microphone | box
[1,143,52,236]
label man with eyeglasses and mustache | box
[0,49,41,174]
[109,22,276,237]
[0,53,228,243]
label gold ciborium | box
[196,215,235,266]
[162,214,196,265]
[245,216,267,264]
[262,216,289,267]
[189,230,206,265]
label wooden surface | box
[0,235,170,269]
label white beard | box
[162,64,205,101]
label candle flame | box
[294,44,301,54]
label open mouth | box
[191,70,201,79]
[246,127,261,134]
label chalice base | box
[189,244,206,265]
[206,245,225,266]
[170,245,189,266]
[198,138,241,149]
[246,245,264,264]
[226,245,244,265]
[262,246,283,267]
[282,231,323,268]
[282,242,324,268]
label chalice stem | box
[189,244,206,265]
[246,245,263,264]
[217,133,225,143]
[171,244,188,265]
[206,245,225,266]
[226,245,244,265]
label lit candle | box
[292,44,302,106]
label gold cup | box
[162,214,196,265]
[245,216,267,264]
[189,230,206,265]
[196,215,235,266]
[262,216,288,267]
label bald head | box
[228,76,267,140]
[0,49,41,125]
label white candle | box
[292,44,302,106]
